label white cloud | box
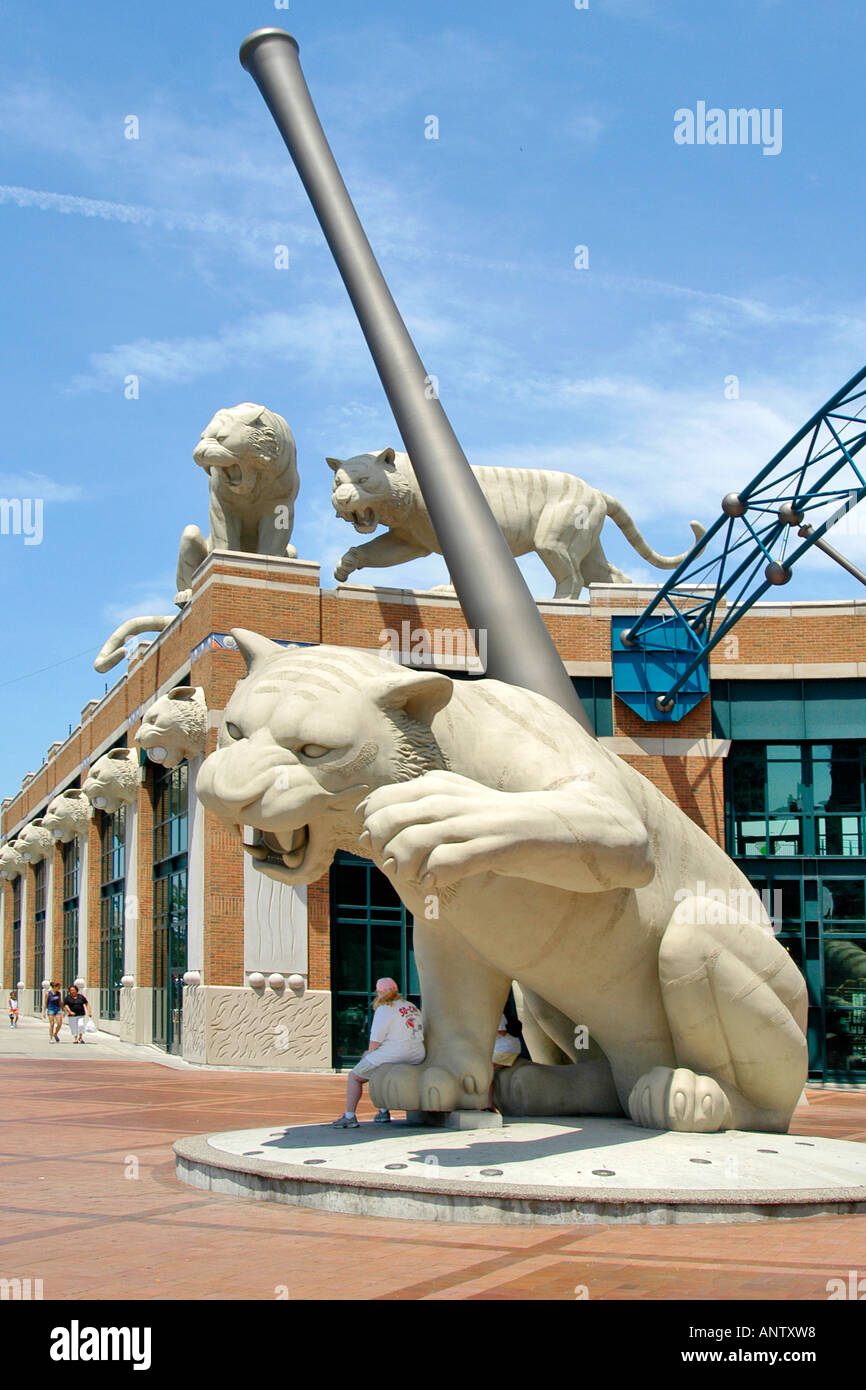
[0,473,83,502]
[68,304,370,392]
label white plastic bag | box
[85,1017,96,1034]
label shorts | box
[47,1007,61,1016]
[352,1045,425,1079]
[66,1015,87,1036]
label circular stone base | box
[174,1117,866,1226]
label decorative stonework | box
[182,983,207,1063]
[17,820,54,864]
[43,789,91,842]
[83,749,140,813]
[119,982,136,1042]
[0,841,23,880]
[194,986,330,1068]
[243,853,308,976]
[135,687,208,769]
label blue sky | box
[1,0,865,796]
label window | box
[728,742,866,859]
[330,851,420,1066]
[99,808,126,1020]
[152,763,188,1054]
[61,839,80,990]
[11,875,21,991]
[31,860,46,1010]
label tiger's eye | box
[225,722,243,741]
[299,743,330,759]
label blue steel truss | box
[618,363,866,719]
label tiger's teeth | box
[243,842,269,860]
[281,849,305,868]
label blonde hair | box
[373,986,401,1009]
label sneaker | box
[331,1115,360,1129]
[373,1109,392,1123]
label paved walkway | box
[2,1016,864,1300]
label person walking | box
[63,985,92,1044]
[43,981,63,1043]
[8,991,19,1028]
[333,978,424,1128]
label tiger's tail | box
[600,494,705,569]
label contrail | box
[0,183,304,244]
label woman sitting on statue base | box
[332,978,425,1128]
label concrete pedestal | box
[174,1115,866,1226]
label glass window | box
[11,877,21,987]
[99,810,125,1021]
[62,839,80,991]
[729,741,866,860]
[152,763,188,1054]
[820,879,866,929]
[824,939,866,1073]
[730,744,765,814]
[32,861,46,1008]
[330,852,419,1067]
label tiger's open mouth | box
[218,462,244,487]
[241,824,309,872]
[350,507,377,533]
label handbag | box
[85,1017,96,1033]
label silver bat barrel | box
[239,28,593,734]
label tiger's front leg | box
[368,917,511,1114]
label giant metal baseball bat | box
[239,28,593,735]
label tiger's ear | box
[325,457,343,471]
[376,447,396,467]
[371,665,453,724]
[231,629,286,675]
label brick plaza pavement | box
[1,1017,865,1301]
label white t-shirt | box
[370,1001,424,1048]
[493,1013,521,1057]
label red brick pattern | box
[1,1059,863,1302]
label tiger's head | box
[196,630,453,886]
[0,840,23,880]
[327,448,415,533]
[194,403,297,501]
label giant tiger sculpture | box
[175,403,300,606]
[197,631,808,1134]
[329,449,704,600]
